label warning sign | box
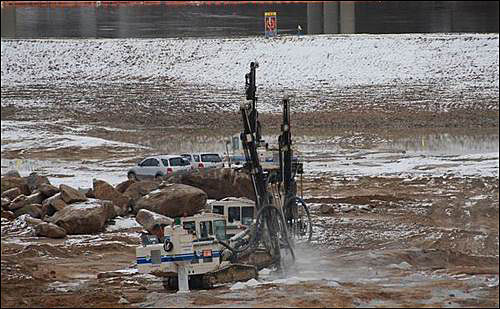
[265,12,277,37]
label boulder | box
[47,199,115,235]
[26,192,45,205]
[25,172,51,194]
[4,170,21,178]
[320,204,335,215]
[25,216,44,226]
[1,197,11,210]
[42,193,67,215]
[59,184,87,204]
[136,209,174,232]
[123,181,160,202]
[9,194,28,211]
[93,179,130,216]
[39,183,59,198]
[8,192,44,211]
[1,210,15,220]
[166,168,254,201]
[34,222,67,239]
[115,180,136,194]
[1,187,22,200]
[133,184,207,217]
[85,188,96,199]
[14,204,43,219]
[1,176,30,195]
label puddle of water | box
[386,133,500,156]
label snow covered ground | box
[2,34,498,90]
[1,34,498,113]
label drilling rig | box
[217,62,313,269]
[135,62,312,290]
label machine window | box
[183,221,196,235]
[212,206,224,215]
[213,220,226,241]
[228,207,241,223]
[199,221,213,239]
[241,207,254,226]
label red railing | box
[1,1,321,8]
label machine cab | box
[210,198,256,238]
[136,213,229,277]
[179,213,227,242]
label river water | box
[1,1,499,38]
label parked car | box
[181,153,224,169]
[128,155,192,181]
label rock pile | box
[1,170,233,239]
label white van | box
[181,153,224,169]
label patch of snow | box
[388,262,412,270]
[469,195,488,201]
[106,217,141,232]
[69,200,103,210]
[1,215,36,237]
[119,297,130,304]
[1,120,149,153]
[229,281,247,290]
[258,268,272,276]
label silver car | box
[181,153,224,169]
[128,155,192,181]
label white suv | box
[128,155,192,181]
[181,153,224,169]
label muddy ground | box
[1,105,498,308]
[1,35,499,308]
[1,169,498,307]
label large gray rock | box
[1,197,11,210]
[166,168,255,201]
[25,216,44,226]
[1,209,15,220]
[26,192,45,205]
[93,179,130,216]
[115,180,136,194]
[34,222,67,239]
[39,183,59,198]
[1,187,22,200]
[320,204,335,215]
[9,194,28,211]
[1,176,30,196]
[133,184,207,217]
[85,188,96,199]
[59,184,87,204]
[25,172,51,194]
[14,204,43,219]
[14,215,66,238]
[135,209,174,233]
[123,181,160,202]
[47,199,115,235]
[42,193,67,215]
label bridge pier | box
[1,7,17,37]
[323,2,339,34]
[340,1,355,34]
[307,1,355,35]
[307,2,323,34]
